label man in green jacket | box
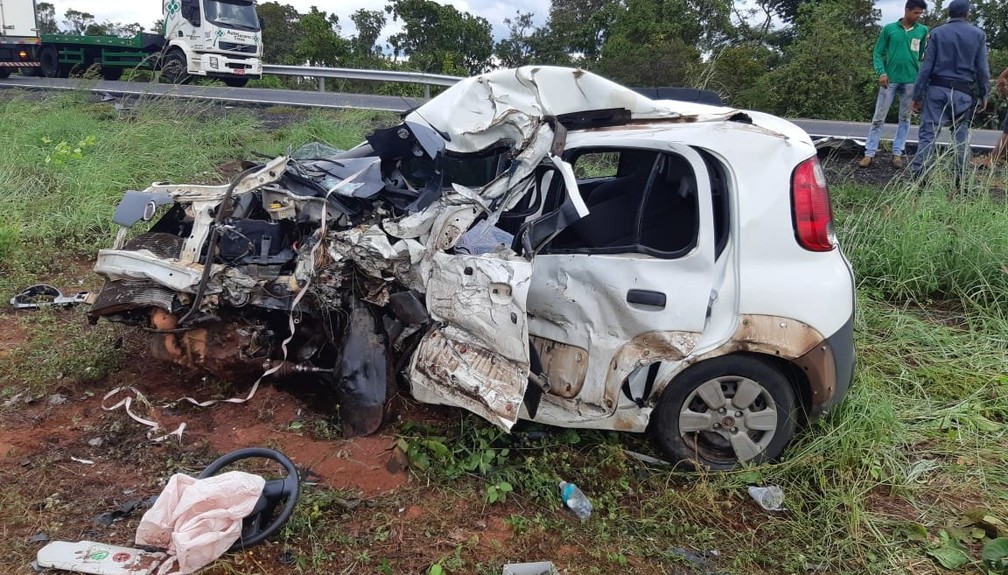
[859,0,929,169]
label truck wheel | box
[40,46,63,78]
[101,67,123,81]
[222,77,249,88]
[0,69,10,79]
[649,355,798,470]
[160,50,190,84]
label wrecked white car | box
[89,66,855,469]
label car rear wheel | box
[650,355,798,470]
[0,68,10,79]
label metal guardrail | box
[261,64,462,97]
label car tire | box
[0,68,10,79]
[650,355,798,470]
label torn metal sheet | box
[408,251,532,429]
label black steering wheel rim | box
[198,447,301,549]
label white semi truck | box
[0,0,262,86]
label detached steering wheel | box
[198,447,301,549]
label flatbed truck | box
[0,0,262,86]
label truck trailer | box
[0,0,262,86]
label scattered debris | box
[558,481,593,521]
[385,445,410,474]
[87,437,104,448]
[3,391,26,407]
[28,533,49,544]
[278,550,296,565]
[33,448,300,575]
[502,561,560,575]
[747,485,786,512]
[10,284,93,310]
[136,471,266,574]
[70,456,95,465]
[668,546,710,567]
[624,449,672,466]
[91,496,157,527]
[47,394,68,406]
[36,540,166,575]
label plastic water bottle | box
[559,481,592,521]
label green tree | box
[386,0,492,75]
[920,0,946,29]
[36,2,58,34]
[63,9,96,35]
[103,21,141,37]
[764,0,876,26]
[257,2,305,64]
[594,0,702,86]
[971,0,1008,47]
[295,7,350,67]
[700,43,776,109]
[544,0,619,66]
[350,9,386,60]
[495,12,538,68]
[760,0,879,120]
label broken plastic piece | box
[747,485,785,511]
[36,540,166,575]
[502,562,560,575]
[10,284,93,310]
[92,496,158,527]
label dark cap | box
[948,0,970,17]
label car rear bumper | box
[801,313,855,418]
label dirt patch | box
[0,314,26,361]
[821,150,912,188]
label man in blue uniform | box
[909,0,989,182]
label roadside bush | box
[761,0,878,120]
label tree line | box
[36,0,1008,127]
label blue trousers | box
[909,86,976,178]
[865,83,914,157]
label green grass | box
[837,153,1008,310]
[2,90,1007,573]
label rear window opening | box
[537,147,729,259]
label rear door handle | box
[626,289,666,309]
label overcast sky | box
[45,0,910,42]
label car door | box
[524,142,717,420]
[407,156,588,432]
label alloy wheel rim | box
[677,375,778,463]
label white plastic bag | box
[136,471,265,575]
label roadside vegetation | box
[1,91,1007,574]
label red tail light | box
[791,157,836,252]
